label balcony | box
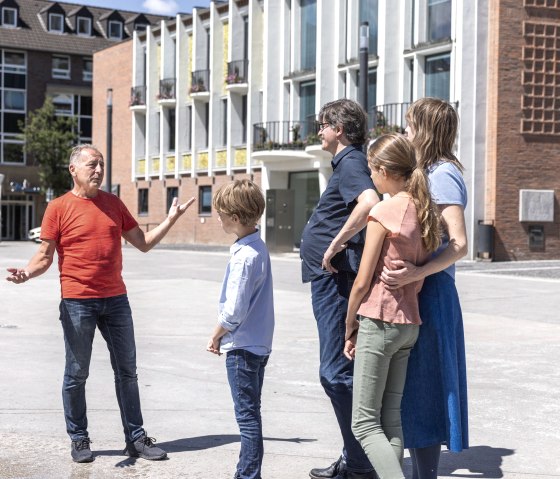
[190,69,210,100]
[226,59,248,94]
[158,78,176,105]
[367,103,410,138]
[129,85,146,110]
[253,119,320,151]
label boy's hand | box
[206,337,222,355]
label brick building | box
[92,0,560,260]
[0,0,168,240]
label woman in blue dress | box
[380,98,469,479]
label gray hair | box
[69,144,103,165]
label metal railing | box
[190,69,209,93]
[253,118,319,151]
[226,59,249,84]
[158,78,176,100]
[129,85,146,106]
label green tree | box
[19,97,78,198]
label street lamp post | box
[106,88,113,194]
[358,21,369,113]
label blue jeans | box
[311,272,373,474]
[59,294,144,442]
[226,349,269,479]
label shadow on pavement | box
[158,434,316,453]
[404,445,515,478]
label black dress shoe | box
[309,456,345,478]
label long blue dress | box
[401,161,469,452]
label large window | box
[1,50,26,164]
[49,13,64,33]
[425,53,450,100]
[168,108,176,152]
[300,81,315,138]
[359,0,378,55]
[2,7,17,27]
[198,185,212,215]
[52,55,70,79]
[428,0,451,42]
[300,0,316,71]
[138,189,149,215]
[51,93,92,142]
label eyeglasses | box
[317,122,331,131]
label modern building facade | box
[0,0,168,240]
[92,0,560,260]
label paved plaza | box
[1,241,559,479]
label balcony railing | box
[226,59,249,84]
[191,69,209,94]
[158,78,176,100]
[367,102,411,137]
[253,118,319,151]
[129,85,146,107]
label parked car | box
[28,227,41,243]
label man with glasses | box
[300,99,379,479]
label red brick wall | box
[488,1,560,260]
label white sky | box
[61,0,212,15]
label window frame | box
[52,55,70,79]
[2,7,17,27]
[82,57,93,82]
[108,20,123,40]
[198,185,212,216]
[76,16,92,36]
[49,12,64,33]
[138,188,149,215]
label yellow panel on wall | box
[151,156,160,173]
[182,153,192,170]
[166,155,176,171]
[216,150,227,167]
[234,148,247,167]
[137,158,146,175]
[156,44,161,77]
[198,152,208,169]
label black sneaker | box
[124,433,167,460]
[71,438,93,463]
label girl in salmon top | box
[343,134,441,479]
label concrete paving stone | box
[1,241,559,478]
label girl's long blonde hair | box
[406,97,464,172]
[368,134,442,252]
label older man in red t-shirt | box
[6,145,194,464]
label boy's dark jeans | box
[226,349,269,479]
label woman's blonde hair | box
[368,133,442,252]
[406,97,464,172]
[212,179,265,226]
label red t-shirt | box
[41,191,138,299]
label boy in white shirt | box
[207,179,274,479]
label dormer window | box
[2,6,17,27]
[108,20,122,39]
[49,12,64,33]
[76,16,91,36]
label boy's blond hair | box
[213,179,265,226]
